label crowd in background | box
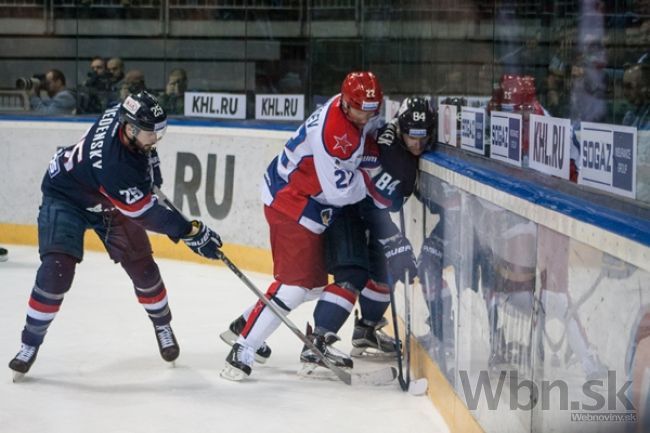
[26,57,188,117]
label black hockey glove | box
[382,234,417,285]
[377,121,397,147]
[417,233,444,291]
[182,220,223,260]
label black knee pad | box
[36,253,77,295]
[121,255,161,288]
[332,265,368,292]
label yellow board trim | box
[388,316,484,433]
[0,223,273,274]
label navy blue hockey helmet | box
[397,96,435,138]
[119,91,168,140]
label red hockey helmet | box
[340,71,383,112]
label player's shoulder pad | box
[322,96,362,160]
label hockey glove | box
[182,220,223,260]
[417,234,444,290]
[382,234,417,284]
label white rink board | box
[0,120,290,249]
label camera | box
[16,73,46,91]
[85,70,113,92]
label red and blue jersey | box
[262,94,381,233]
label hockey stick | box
[391,208,428,396]
[154,187,396,387]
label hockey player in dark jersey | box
[8,91,222,380]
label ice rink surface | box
[0,245,448,433]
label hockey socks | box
[358,280,391,325]
[20,253,76,347]
[313,283,357,335]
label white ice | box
[0,245,448,433]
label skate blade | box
[219,329,237,347]
[350,347,397,360]
[12,371,25,383]
[219,364,249,382]
[407,378,429,396]
[298,362,343,381]
[219,330,267,365]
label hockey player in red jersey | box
[299,97,435,371]
[220,71,384,380]
[9,92,222,380]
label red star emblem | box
[333,133,353,155]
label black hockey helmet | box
[397,96,435,138]
[119,91,167,140]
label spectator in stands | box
[106,57,126,106]
[79,56,113,114]
[159,68,187,115]
[544,55,570,118]
[622,54,650,129]
[622,53,650,202]
[29,69,76,115]
[107,57,125,85]
[569,35,608,124]
[119,69,146,102]
[90,56,106,76]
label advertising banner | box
[529,114,572,179]
[438,103,458,147]
[579,122,637,199]
[461,107,486,155]
[255,94,305,121]
[489,111,522,166]
[184,92,246,119]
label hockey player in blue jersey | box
[8,91,222,379]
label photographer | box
[28,69,76,115]
[158,68,187,115]
[79,56,113,113]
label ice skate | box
[0,247,8,262]
[9,343,39,382]
[350,313,400,359]
[221,342,255,381]
[299,324,353,379]
[154,323,179,365]
[219,315,272,363]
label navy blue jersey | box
[42,105,191,239]
[363,121,419,213]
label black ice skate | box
[351,313,400,358]
[299,323,353,378]
[154,324,180,364]
[219,315,272,363]
[9,343,39,381]
[220,342,256,381]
